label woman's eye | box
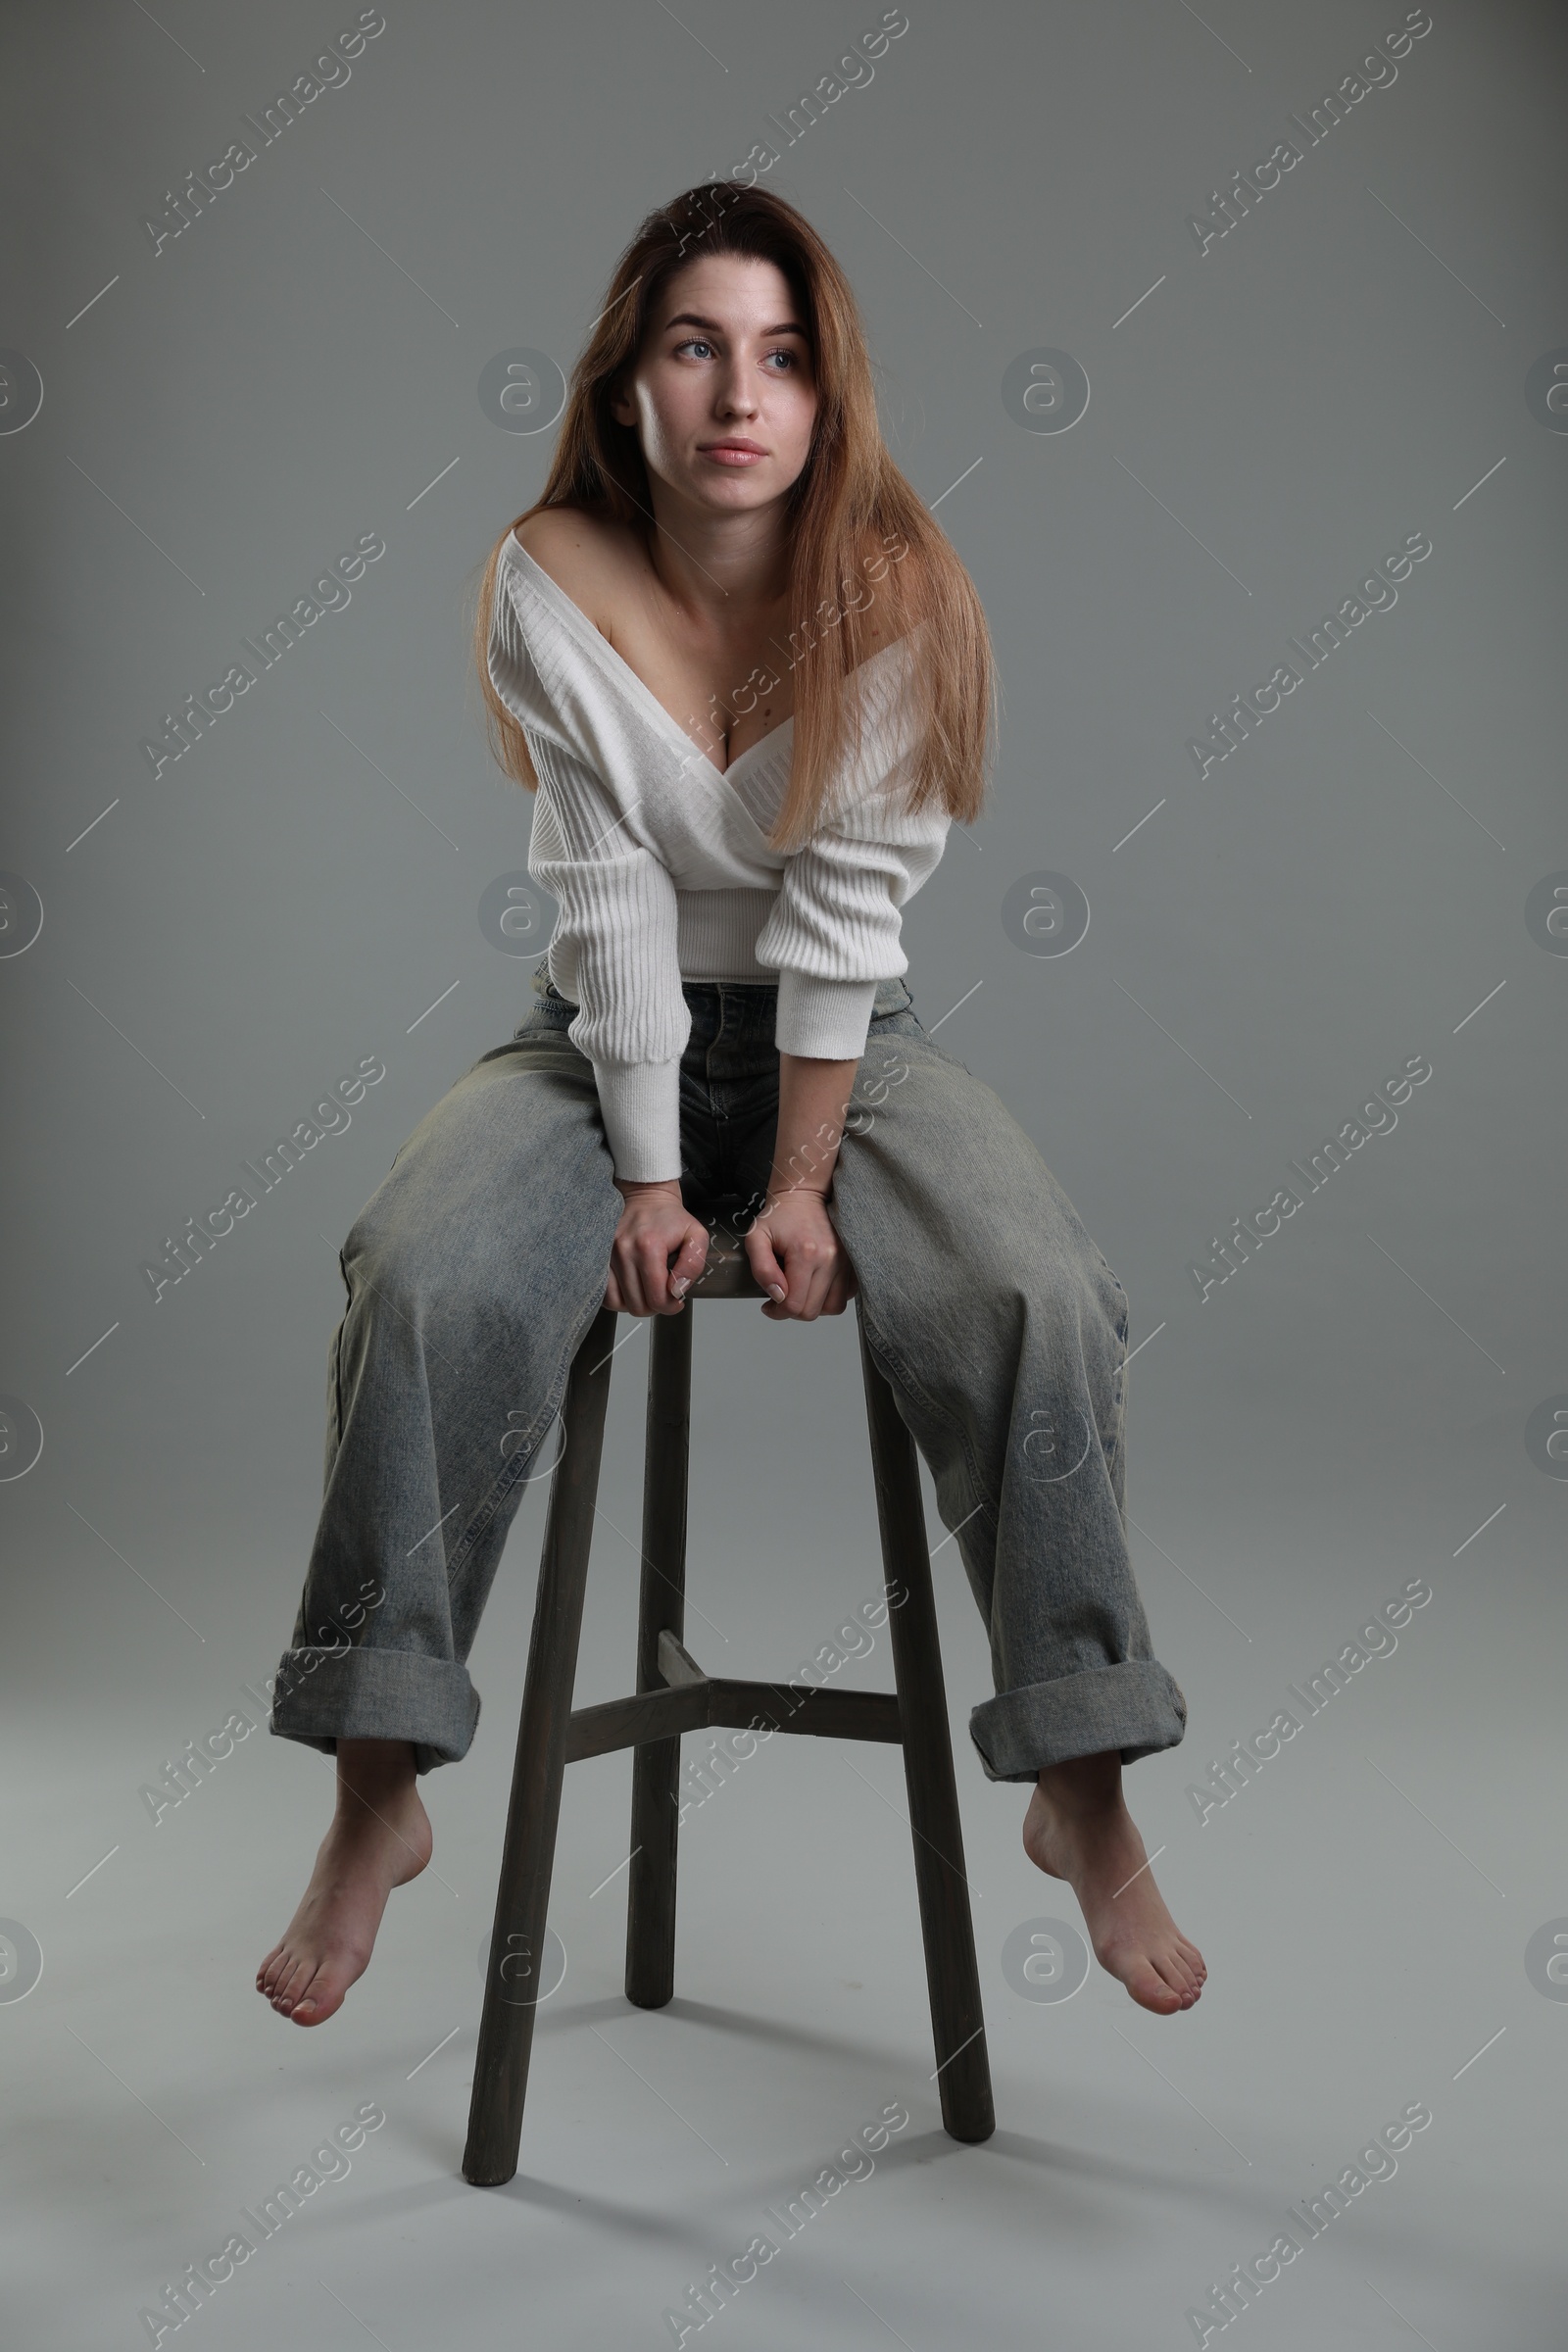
[672,339,800,369]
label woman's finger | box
[744,1228,789,1306]
[633,1234,680,1315]
[615,1245,650,1318]
[813,1242,858,1318]
[804,1259,839,1320]
[669,1223,710,1297]
[822,1263,856,1313]
[778,1238,831,1321]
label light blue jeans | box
[270,960,1187,1783]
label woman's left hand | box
[745,1186,858,1320]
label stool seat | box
[463,1228,995,2184]
[674,1234,768,1298]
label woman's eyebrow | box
[662,312,808,338]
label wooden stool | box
[463,1234,995,2184]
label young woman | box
[257,181,1204,2032]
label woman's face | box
[611,252,818,517]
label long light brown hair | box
[471,179,995,852]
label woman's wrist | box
[613,1176,683,1199]
[763,1168,832,1204]
[772,1054,859,1207]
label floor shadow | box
[539,1990,914,2073]
[977,2125,1224,2199]
[314,2162,731,2254]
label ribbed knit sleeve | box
[525,751,688,1182]
[756,630,948,1062]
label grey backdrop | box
[3,2,1564,2346]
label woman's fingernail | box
[670,1276,688,1296]
[768,1284,786,1300]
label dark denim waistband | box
[525,955,914,1037]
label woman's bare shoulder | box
[512,508,644,632]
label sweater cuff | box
[773,969,880,1061]
[592,1058,684,1183]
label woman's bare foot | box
[1022,1749,1206,2017]
[256,1739,430,2027]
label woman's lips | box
[699,444,766,466]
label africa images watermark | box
[669,530,912,777]
[1186,529,1434,780]
[139,10,388,257]
[661,2097,911,2344]
[681,9,910,212]
[1185,1052,1433,1304]
[726,1039,913,1234]
[1184,2098,1434,2344]
[1184,1576,1434,1827]
[674,1579,910,1828]
[136,2100,387,2345]
[138,1054,386,1304]
[139,1582,385,1826]
[138,531,387,781]
[1185,9,1434,259]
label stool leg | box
[857,1305,996,2145]
[463,1303,618,2187]
[625,1305,693,2008]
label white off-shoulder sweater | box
[486,532,950,1181]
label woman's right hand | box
[606,1179,710,1315]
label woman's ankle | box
[1035,1748,1125,1818]
[332,1738,418,1817]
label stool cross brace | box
[463,1245,995,2185]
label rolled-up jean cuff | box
[268,1645,480,1775]
[968,1659,1188,1783]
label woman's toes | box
[290,1973,341,2026]
[1128,1962,1183,2015]
[1132,1984,1176,2014]
[1155,1950,1197,2000]
[284,1965,324,2022]
[272,1954,311,2012]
